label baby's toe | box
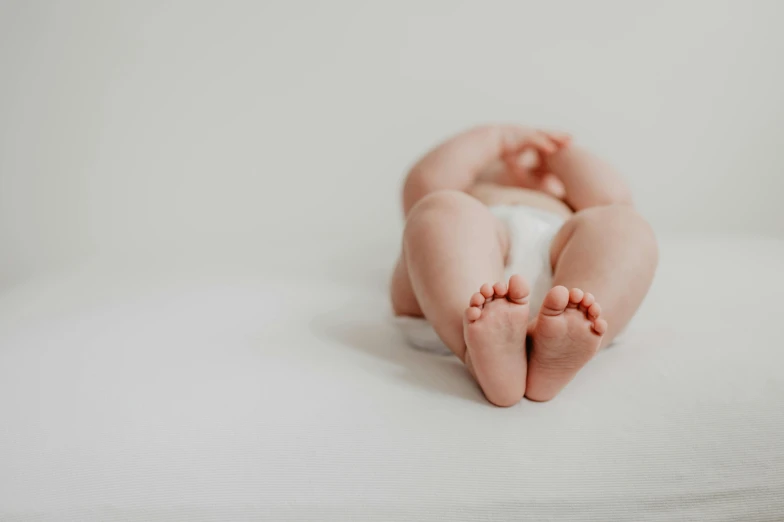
[469,292,485,308]
[580,292,595,310]
[587,302,602,319]
[507,274,530,303]
[493,281,508,297]
[480,283,494,298]
[592,318,608,336]
[465,307,482,323]
[568,288,584,306]
[541,286,570,316]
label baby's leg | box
[545,145,633,211]
[525,204,658,401]
[391,190,529,406]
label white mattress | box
[1,238,783,521]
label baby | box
[390,124,658,406]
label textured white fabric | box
[1,238,783,521]
[396,204,565,354]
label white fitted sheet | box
[0,238,783,521]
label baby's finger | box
[530,172,565,197]
[545,131,572,147]
[514,148,541,170]
[523,132,558,155]
[542,174,566,198]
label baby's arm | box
[543,145,633,211]
[402,125,566,216]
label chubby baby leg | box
[526,204,658,401]
[391,190,530,406]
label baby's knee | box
[404,190,482,236]
[407,189,479,218]
[403,190,493,250]
[614,206,657,253]
[578,204,658,253]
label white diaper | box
[394,205,566,355]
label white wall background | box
[1,0,783,282]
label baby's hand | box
[497,127,571,198]
[497,126,571,160]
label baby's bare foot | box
[525,286,608,402]
[463,274,530,407]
